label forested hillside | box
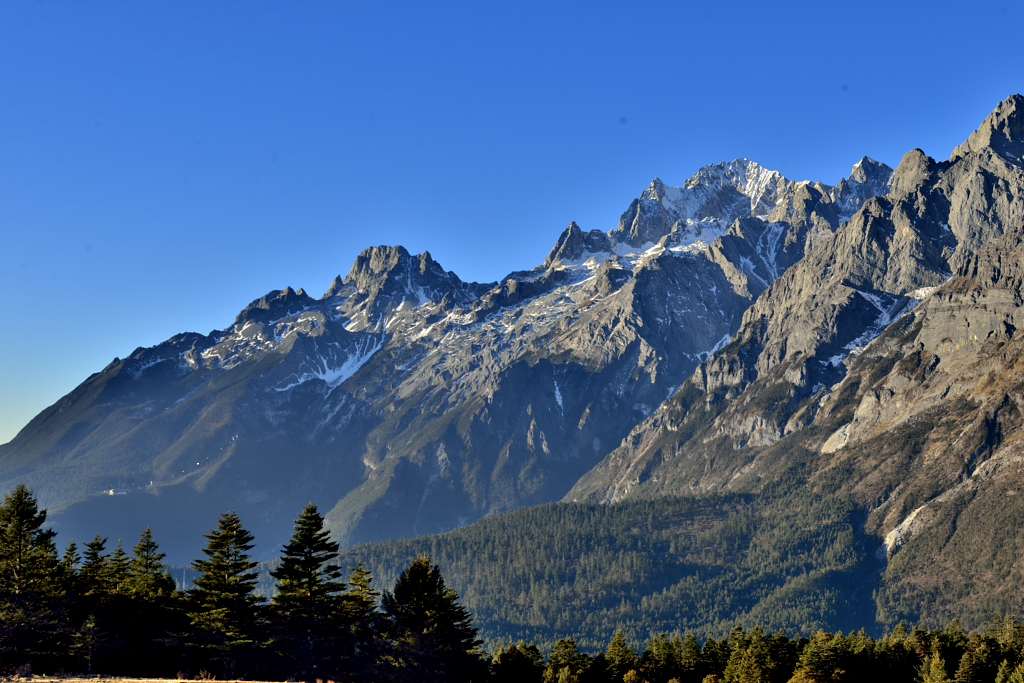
[343,488,885,648]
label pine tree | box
[996,618,1024,654]
[607,630,638,680]
[544,639,587,683]
[556,666,581,683]
[116,527,181,677]
[270,504,347,680]
[677,632,703,678]
[345,564,380,630]
[921,645,952,683]
[954,637,998,683]
[59,542,81,597]
[0,485,59,595]
[81,535,110,597]
[0,485,65,672]
[188,512,263,677]
[74,535,116,673]
[643,633,679,681]
[107,543,131,595]
[722,627,791,683]
[344,564,383,680]
[60,542,80,575]
[703,637,732,680]
[724,644,769,683]
[128,528,174,599]
[381,556,486,683]
[70,615,99,675]
[790,632,839,683]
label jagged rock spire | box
[952,93,1024,161]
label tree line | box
[3,483,1024,683]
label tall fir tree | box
[381,556,486,683]
[344,564,383,680]
[59,541,81,598]
[70,615,99,675]
[120,528,181,677]
[75,534,137,674]
[188,512,263,677]
[80,535,110,598]
[643,633,680,681]
[921,645,953,683]
[107,543,131,595]
[543,638,588,683]
[722,627,794,683]
[60,542,80,576]
[0,485,65,672]
[127,528,175,599]
[606,630,638,680]
[954,637,998,683]
[677,632,704,679]
[270,503,347,680]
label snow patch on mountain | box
[275,336,384,392]
[826,290,916,367]
[756,222,786,279]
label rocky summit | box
[3,96,1023,588]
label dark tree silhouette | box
[0,485,64,672]
[128,528,175,599]
[270,503,347,680]
[381,556,487,683]
[188,512,263,676]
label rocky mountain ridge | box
[568,94,1024,625]
[0,147,893,560]
[9,94,1024,587]
[330,96,1024,638]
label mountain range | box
[3,96,1024,636]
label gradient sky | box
[1,1,1023,443]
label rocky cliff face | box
[568,94,1024,624]
[0,154,888,561]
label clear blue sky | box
[1,1,1022,443]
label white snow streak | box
[275,336,384,391]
